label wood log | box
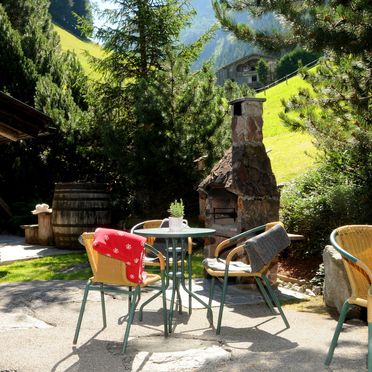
[37,212,53,245]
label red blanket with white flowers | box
[93,228,147,284]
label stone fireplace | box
[198,97,280,256]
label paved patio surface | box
[0,235,369,371]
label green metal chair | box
[203,222,290,335]
[73,232,168,353]
[325,225,372,370]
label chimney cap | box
[229,97,266,105]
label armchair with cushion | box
[203,222,291,335]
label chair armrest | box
[225,245,245,264]
[130,221,143,234]
[214,224,266,257]
[368,285,372,324]
[145,243,165,271]
[187,237,193,255]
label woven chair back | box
[82,232,133,286]
[335,225,372,301]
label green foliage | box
[49,0,93,40]
[280,53,371,257]
[212,0,372,55]
[169,199,184,217]
[89,0,254,218]
[94,0,191,79]
[256,58,269,85]
[275,47,320,79]
[0,0,99,231]
[214,0,371,260]
[280,54,371,188]
[281,165,369,256]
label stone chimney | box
[198,96,279,242]
[230,97,279,231]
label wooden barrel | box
[52,183,111,249]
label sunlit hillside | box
[258,75,317,183]
[55,24,316,183]
[54,25,104,77]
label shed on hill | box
[0,91,52,144]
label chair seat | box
[203,258,252,277]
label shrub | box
[281,165,368,256]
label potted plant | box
[168,199,185,231]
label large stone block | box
[323,245,351,313]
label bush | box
[281,165,368,256]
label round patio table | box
[134,227,216,333]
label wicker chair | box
[325,225,372,370]
[73,232,167,353]
[203,222,290,335]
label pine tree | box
[212,0,372,55]
[256,58,269,85]
[49,0,93,39]
[90,0,253,216]
[0,0,97,224]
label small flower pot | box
[168,216,184,232]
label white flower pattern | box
[93,229,146,284]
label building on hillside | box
[216,54,277,89]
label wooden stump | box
[21,224,39,244]
[38,212,53,245]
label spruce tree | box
[212,0,372,55]
[256,58,269,85]
[49,0,93,39]
[0,0,96,225]
[90,0,253,216]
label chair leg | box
[138,287,163,322]
[122,286,140,353]
[73,280,91,345]
[368,287,372,372]
[262,274,290,328]
[128,286,132,313]
[161,273,168,337]
[368,321,372,372]
[255,277,276,315]
[216,274,229,335]
[188,253,192,315]
[208,276,215,308]
[100,283,107,328]
[176,280,182,314]
[325,300,351,365]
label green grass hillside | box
[258,76,317,183]
[55,25,316,183]
[54,25,104,77]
